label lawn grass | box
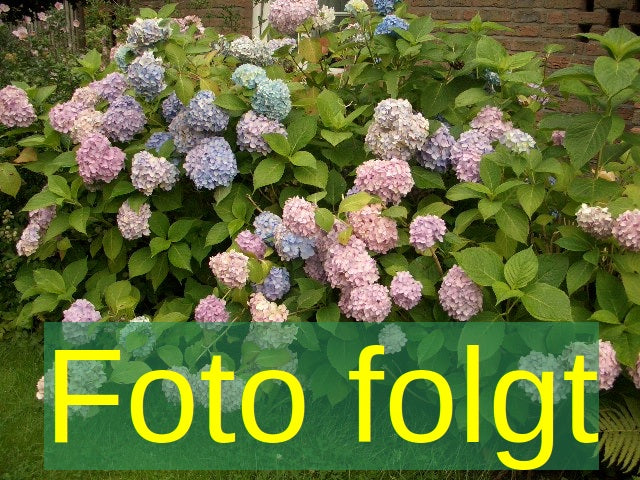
[0,332,611,480]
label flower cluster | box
[323,235,379,289]
[131,151,179,195]
[612,209,640,251]
[89,73,129,102]
[469,106,511,142]
[417,125,456,172]
[16,206,56,257]
[339,284,392,322]
[194,294,230,326]
[76,133,125,185]
[390,271,422,310]
[49,101,85,134]
[373,0,399,14]
[374,15,408,36]
[628,354,640,389]
[449,130,493,183]
[118,317,155,358]
[117,201,151,240]
[71,87,100,109]
[42,361,107,416]
[209,251,249,289]
[236,110,287,155]
[598,340,622,390]
[168,110,209,154]
[576,204,613,239]
[126,18,170,47]
[102,95,146,142]
[251,79,292,121]
[146,132,173,152]
[248,292,289,322]
[253,211,282,245]
[231,64,268,90]
[517,352,569,403]
[255,267,291,300]
[559,341,608,392]
[312,5,335,31]
[268,0,318,35]
[274,224,317,260]
[551,130,565,146]
[354,159,414,205]
[184,90,229,133]
[0,85,36,127]
[438,265,483,321]
[282,196,319,238]
[127,51,166,101]
[184,137,237,190]
[162,92,184,123]
[409,215,447,252]
[70,110,104,143]
[347,204,398,254]
[365,98,429,161]
[235,230,267,259]
[224,36,274,66]
[499,128,536,154]
[345,0,369,14]
[378,323,407,354]
[62,299,101,345]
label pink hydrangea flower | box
[12,26,29,40]
[409,215,447,252]
[469,106,512,142]
[339,284,392,323]
[0,4,10,13]
[353,159,414,205]
[282,196,319,238]
[248,292,289,322]
[76,133,125,185]
[37,12,48,21]
[438,265,483,321]
[235,230,267,259]
[628,353,640,389]
[612,210,640,251]
[194,294,229,325]
[117,202,151,240]
[0,85,37,127]
[63,299,101,323]
[450,130,493,183]
[54,2,64,10]
[347,204,398,254]
[598,339,621,391]
[576,204,613,239]
[390,271,422,310]
[268,0,318,34]
[323,239,379,289]
[49,101,85,134]
[70,109,103,143]
[209,251,249,289]
[16,206,56,257]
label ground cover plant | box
[0,0,640,475]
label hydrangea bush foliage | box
[3,1,640,450]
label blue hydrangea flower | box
[127,51,167,102]
[253,211,282,246]
[184,90,229,133]
[232,64,268,90]
[146,132,173,152]
[417,125,455,172]
[251,79,291,121]
[162,93,184,123]
[374,15,408,37]
[184,137,237,190]
[126,18,170,47]
[255,267,291,301]
[274,224,316,261]
[114,43,135,72]
[168,110,209,154]
[373,0,399,15]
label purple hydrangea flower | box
[162,92,184,123]
[417,125,455,172]
[117,201,151,240]
[89,72,129,102]
[0,85,37,127]
[126,18,170,47]
[253,211,282,245]
[236,110,287,155]
[102,95,146,142]
[378,323,407,354]
[612,210,640,251]
[354,159,414,205]
[49,101,85,134]
[195,294,229,325]
[168,110,209,154]
[450,130,493,183]
[131,150,179,195]
[552,130,565,146]
[145,132,173,152]
[70,86,100,109]
[184,137,237,190]
[409,215,447,252]
[268,0,318,35]
[438,265,483,321]
[235,230,267,258]
[282,196,319,238]
[16,206,56,257]
[127,51,167,102]
[339,284,391,323]
[63,299,101,323]
[255,267,290,301]
[209,251,249,289]
[303,254,327,283]
[77,133,125,185]
[390,271,422,310]
[184,90,229,133]
[469,106,511,142]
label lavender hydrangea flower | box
[598,340,622,390]
[62,299,101,345]
[268,0,318,35]
[390,271,422,310]
[253,211,282,245]
[49,101,85,134]
[438,265,483,322]
[236,110,287,155]
[248,292,289,322]
[612,210,640,251]
[323,239,379,289]
[225,36,274,66]
[628,354,640,389]
[168,110,208,154]
[450,130,493,183]
[117,201,151,240]
[499,128,536,154]
[373,0,399,14]
[374,15,408,36]
[251,79,291,121]
[378,323,407,354]
[70,109,103,144]
[417,125,455,172]
[162,92,184,123]
[126,18,170,47]
[77,133,125,185]
[576,204,613,239]
[89,72,129,102]
[127,51,166,101]
[410,215,447,252]
[16,206,56,257]
[131,150,179,195]
[274,224,316,261]
[231,64,268,89]
[194,294,229,326]
[209,251,249,289]
[551,130,565,146]
[354,159,414,205]
[347,204,398,254]
[282,196,319,238]
[184,137,237,190]
[255,267,290,301]
[102,95,146,142]
[469,106,511,142]
[0,85,37,127]
[339,284,391,323]
[70,86,100,109]
[145,132,173,152]
[304,254,327,283]
[184,90,229,133]
[235,230,267,258]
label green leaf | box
[477,199,502,220]
[504,248,538,289]
[256,348,291,369]
[338,192,373,213]
[150,237,172,257]
[417,330,444,366]
[521,283,572,322]
[479,159,501,191]
[382,206,407,219]
[298,288,325,309]
[167,219,194,243]
[206,223,229,246]
[565,114,612,168]
[566,260,595,295]
[294,160,328,189]
[157,345,183,367]
[0,163,21,197]
[455,87,490,108]
[62,258,87,288]
[594,57,640,98]
[31,293,60,314]
[290,151,316,168]
[327,336,362,378]
[492,281,523,305]
[168,243,192,271]
[157,3,177,17]
[105,280,134,313]
[621,273,640,305]
[517,184,545,218]
[317,303,340,322]
[69,207,91,234]
[149,212,170,238]
[495,206,529,244]
[78,49,102,72]
[597,271,628,319]
[111,361,151,384]
[47,175,70,199]
[22,189,58,211]
[253,157,286,190]
[321,130,352,146]
[263,133,290,157]
[453,247,504,286]
[590,309,620,325]
[317,89,345,130]
[102,228,123,260]
[175,75,195,105]
[314,208,334,232]
[213,93,247,112]
[287,116,317,153]
[411,166,445,190]
[34,269,66,295]
[129,248,157,278]
[326,170,347,205]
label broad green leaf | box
[102,228,123,260]
[0,163,21,197]
[417,330,444,366]
[157,345,183,367]
[149,212,170,237]
[564,114,612,168]
[294,160,329,189]
[596,271,628,319]
[175,75,195,104]
[411,166,445,190]
[290,151,316,168]
[263,133,290,157]
[566,260,595,295]
[317,89,345,129]
[594,56,640,98]
[168,243,192,271]
[516,184,545,218]
[521,283,572,322]
[287,116,317,153]
[298,288,325,309]
[495,206,529,244]
[321,130,352,146]
[34,269,66,295]
[325,170,346,205]
[129,248,157,278]
[111,361,151,384]
[455,87,490,108]
[504,248,538,289]
[206,223,229,246]
[453,247,504,286]
[338,192,373,213]
[167,219,195,243]
[213,93,247,112]
[104,280,134,313]
[69,207,91,234]
[315,208,334,232]
[62,258,88,288]
[253,157,286,190]
[621,273,640,305]
[317,303,340,322]
[150,237,172,256]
